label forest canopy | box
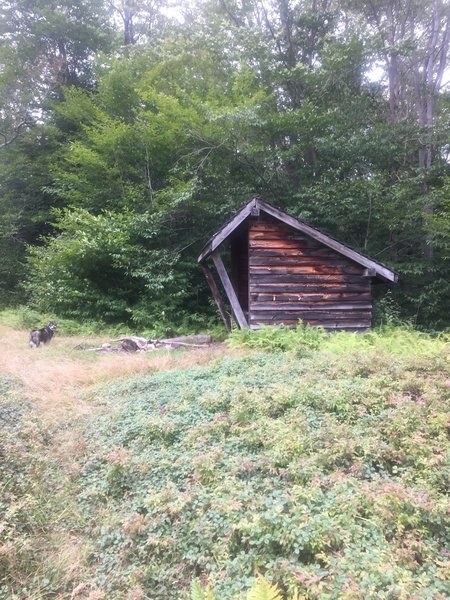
[1,0,449,330]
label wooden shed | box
[198,197,398,331]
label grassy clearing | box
[0,375,90,600]
[72,328,449,599]
[0,323,448,598]
[0,322,227,599]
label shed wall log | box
[248,216,372,330]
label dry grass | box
[0,324,233,599]
[0,323,231,484]
[0,325,229,426]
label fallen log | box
[114,337,151,352]
[84,346,121,352]
[117,334,212,352]
[77,334,213,353]
[160,335,212,345]
[158,341,207,348]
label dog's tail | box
[29,330,40,348]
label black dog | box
[29,321,57,348]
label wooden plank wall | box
[248,216,372,330]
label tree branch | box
[0,121,30,149]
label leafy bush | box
[24,207,212,332]
[372,290,405,327]
[75,332,450,599]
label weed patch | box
[0,378,88,599]
[0,324,229,598]
[75,341,450,599]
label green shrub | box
[192,576,289,600]
[24,207,213,331]
[229,322,449,360]
[75,333,450,599]
[228,322,326,354]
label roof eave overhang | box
[197,198,258,263]
[198,198,398,283]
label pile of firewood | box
[77,335,212,353]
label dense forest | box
[1,0,449,331]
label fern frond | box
[247,576,283,600]
[191,580,217,600]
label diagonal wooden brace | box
[212,251,248,329]
[200,263,232,332]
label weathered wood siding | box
[248,216,372,330]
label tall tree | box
[350,0,450,259]
[0,0,113,131]
[0,0,115,299]
[107,0,169,46]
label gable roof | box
[198,197,398,283]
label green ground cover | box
[75,329,450,599]
[0,377,77,600]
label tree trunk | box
[123,8,134,45]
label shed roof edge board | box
[198,197,398,283]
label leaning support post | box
[200,263,232,332]
[212,251,248,329]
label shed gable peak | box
[198,197,397,284]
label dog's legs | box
[29,332,41,348]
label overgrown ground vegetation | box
[0,321,228,599]
[1,323,448,599]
